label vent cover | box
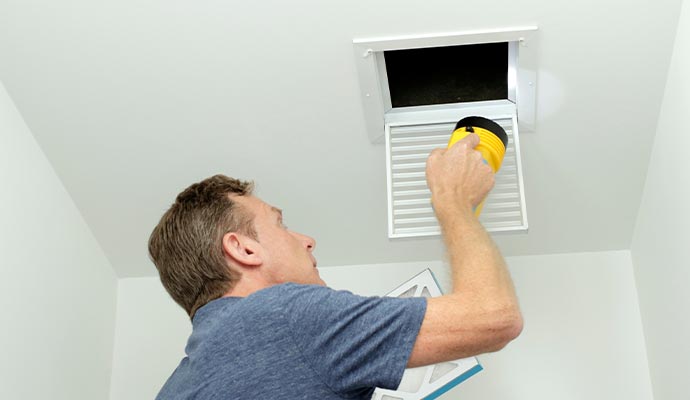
[385,114,528,238]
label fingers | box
[426,131,495,212]
[471,149,484,162]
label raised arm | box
[407,133,523,368]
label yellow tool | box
[448,116,508,216]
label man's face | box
[234,195,325,286]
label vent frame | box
[353,26,538,143]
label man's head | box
[224,195,324,290]
[148,175,323,319]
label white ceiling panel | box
[0,0,682,277]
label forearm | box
[435,200,520,313]
[407,200,522,367]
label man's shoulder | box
[246,283,352,311]
[196,284,348,322]
[212,284,346,316]
[242,284,380,326]
[250,283,357,302]
[256,282,332,296]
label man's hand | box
[425,133,495,218]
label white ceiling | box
[0,0,683,277]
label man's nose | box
[293,231,316,252]
[304,235,316,252]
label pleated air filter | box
[385,114,528,238]
[372,269,483,400]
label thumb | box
[459,132,480,149]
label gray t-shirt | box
[156,283,427,399]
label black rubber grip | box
[455,116,508,149]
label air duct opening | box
[353,27,538,142]
[384,42,509,107]
[353,27,537,237]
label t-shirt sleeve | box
[279,284,427,396]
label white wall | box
[111,250,652,400]
[631,1,690,399]
[0,82,118,399]
[109,278,191,400]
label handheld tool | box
[448,116,508,216]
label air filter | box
[372,269,483,399]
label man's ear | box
[221,232,263,268]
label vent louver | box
[385,114,528,238]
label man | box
[149,133,523,399]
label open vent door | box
[385,113,528,238]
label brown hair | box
[148,175,256,319]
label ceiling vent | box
[353,27,536,237]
